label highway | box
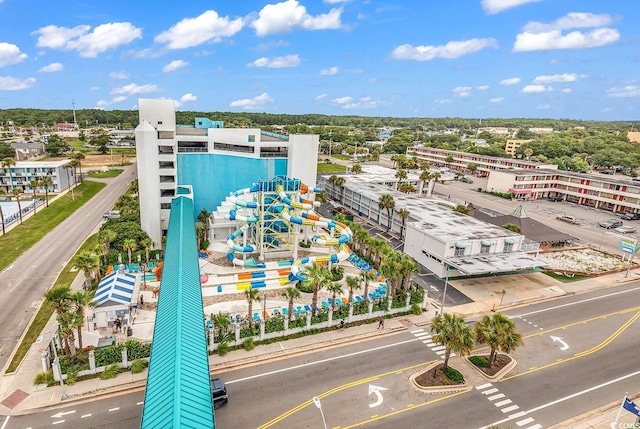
[7,281,640,428]
[0,165,137,372]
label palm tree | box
[380,250,403,296]
[74,251,99,289]
[40,176,53,207]
[474,313,523,368]
[281,286,300,322]
[123,238,137,265]
[45,285,71,315]
[345,275,362,304]
[333,175,346,202]
[11,188,23,224]
[394,169,408,190]
[359,270,375,302]
[377,193,395,231]
[453,204,470,215]
[431,313,476,370]
[68,290,92,350]
[244,289,261,328]
[426,172,441,197]
[68,159,81,188]
[327,282,343,310]
[467,162,478,175]
[523,148,533,160]
[303,264,332,316]
[71,152,85,183]
[2,157,15,190]
[141,237,154,264]
[212,312,232,339]
[351,163,362,174]
[397,208,410,237]
[28,179,41,215]
[419,169,430,195]
[0,190,5,235]
[57,312,83,355]
[62,163,75,201]
[97,229,117,263]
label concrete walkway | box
[1,270,639,428]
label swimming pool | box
[0,202,19,218]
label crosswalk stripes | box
[410,328,455,358]
[475,383,542,428]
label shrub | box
[330,266,344,281]
[410,303,423,315]
[443,366,465,384]
[130,359,148,374]
[100,364,121,380]
[33,370,54,386]
[469,356,489,368]
[296,280,314,293]
[217,340,231,356]
[243,338,255,351]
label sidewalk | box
[1,270,639,428]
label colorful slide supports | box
[226,186,265,268]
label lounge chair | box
[282,308,289,316]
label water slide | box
[225,186,265,268]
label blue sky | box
[0,0,638,120]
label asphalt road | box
[10,281,639,428]
[0,165,137,372]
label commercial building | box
[134,98,319,245]
[486,169,640,214]
[406,145,557,177]
[0,159,73,194]
[504,139,533,157]
[320,167,544,278]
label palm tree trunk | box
[16,198,22,224]
[443,349,451,369]
[45,187,49,207]
[311,286,319,317]
[489,348,496,368]
[248,300,253,328]
[0,206,4,235]
[288,300,293,322]
[77,325,83,350]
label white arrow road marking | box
[550,336,569,351]
[368,384,388,408]
[51,410,75,418]
[430,285,438,291]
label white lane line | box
[410,329,424,333]
[495,399,512,407]
[431,345,446,351]
[487,393,505,401]
[516,417,534,426]
[502,405,520,413]
[81,414,92,418]
[108,407,120,412]
[509,411,526,419]
[52,421,65,425]
[476,383,493,390]
[227,338,420,384]
[137,401,144,405]
[526,425,542,429]
[482,388,499,395]
[511,286,640,318]
[0,416,9,429]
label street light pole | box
[51,333,67,400]
[440,263,450,316]
[312,396,328,429]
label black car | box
[211,377,228,409]
[548,196,563,202]
[621,213,640,220]
[600,170,615,175]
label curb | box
[408,361,471,394]
[462,354,518,383]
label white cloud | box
[537,104,551,109]
[251,0,342,36]
[342,97,385,109]
[162,60,189,73]
[180,93,197,102]
[607,86,640,98]
[477,85,490,90]
[435,99,452,104]
[319,66,338,75]
[33,23,142,58]
[481,0,541,15]
[523,12,614,33]
[560,88,572,93]
[247,54,300,68]
[332,96,353,104]
[0,76,36,91]
[96,96,127,107]
[110,71,129,79]
[499,77,521,85]
[155,10,244,49]
[110,83,159,95]
[324,0,350,3]
[489,97,504,103]
[38,62,64,73]
[533,73,585,84]
[513,13,619,52]
[316,93,328,100]
[251,40,289,51]
[229,92,274,109]
[522,84,551,93]
[453,86,472,97]
[391,37,498,61]
[0,42,28,67]
[90,86,99,91]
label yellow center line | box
[502,310,640,381]
[257,361,433,429]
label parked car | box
[614,225,637,234]
[548,196,563,202]
[556,215,581,225]
[103,210,121,220]
[621,213,640,221]
[211,377,228,409]
[600,170,615,175]
[460,176,474,183]
[599,219,623,229]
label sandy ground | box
[537,248,628,273]
[49,154,136,168]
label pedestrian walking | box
[377,316,384,329]
[139,294,144,307]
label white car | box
[614,225,637,234]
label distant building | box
[504,139,533,157]
[55,122,77,132]
[528,127,554,135]
[0,159,73,193]
[628,131,640,143]
[11,142,46,161]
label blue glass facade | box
[177,153,288,217]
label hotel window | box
[248,135,255,143]
[160,189,175,197]
[503,242,514,253]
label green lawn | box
[89,169,123,178]
[0,180,106,272]
[543,270,591,283]
[331,154,351,160]
[317,163,347,173]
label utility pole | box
[71,100,78,129]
